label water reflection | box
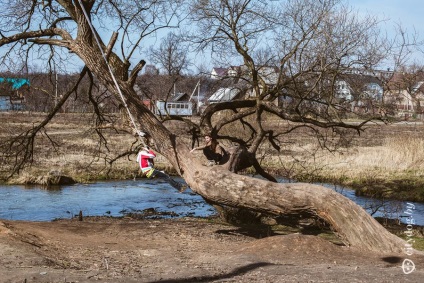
[0,178,215,221]
[1,178,423,225]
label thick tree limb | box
[183,162,408,253]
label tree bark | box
[223,145,277,182]
[95,83,408,254]
[73,31,409,255]
[181,159,407,253]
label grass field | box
[264,122,424,202]
[1,112,424,202]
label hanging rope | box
[76,0,147,146]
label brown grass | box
[259,125,424,201]
[294,135,424,179]
[2,112,424,200]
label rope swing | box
[76,0,147,146]
[75,1,189,193]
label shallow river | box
[0,178,423,226]
[0,178,214,221]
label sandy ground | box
[0,217,424,283]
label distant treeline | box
[0,71,227,113]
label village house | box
[210,67,228,80]
[154,81,202,116]
[209,65,280,104]
[208,65,424,120]
[155,92,194,116]
[384,77,424,119]
[333,73,385,114]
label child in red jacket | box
[137,147,186,192]
[137,148,157,177]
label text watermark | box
[401,202,416,274]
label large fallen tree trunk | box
[132,114,407,253]
[65,78,404,254]
[73,32,408,255]
[0,0,411,257]
[181,150,406,253]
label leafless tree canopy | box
[185,0,406,173]
[149,32,191,75]
[0,0,422,253]
[0,0,185,175]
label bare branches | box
[190,0,395,135]
[128,59,146,87]
[0,29,60,47]
[200,99,256,127]
[0,67,89,179]
[149,32,191,75]
[0,0,421,182]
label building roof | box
[338,74,383,92]
[208,87,240,102]
[171,92,190,102]
[211,67,228,79]
[0,78,30,89]
[413,81,424,93]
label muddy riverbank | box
[1,216,424,283]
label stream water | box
[0,178,214,221]
[0,178,423,225]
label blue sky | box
[348,0,423,65]
[349,0,424,31]
[1,0,423,74]
[349,0,423,42]
[350,0,421,27]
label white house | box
[210,67,228,80]
[335,80,353,101]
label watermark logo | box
[402,259,416,274]
[401,202,416,274]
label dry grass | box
[0,112,151,183]
[298,135,424,179]
[258,126,424,201]
[2,112,424,200]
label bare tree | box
[0,0,419,253]
[188,0,394,174]
[149,32,191,75]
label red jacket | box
[137,149,156,173]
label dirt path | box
[1,217,423,283]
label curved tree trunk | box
[76,44,408,254]
[182,160,407,253]
[118,88,407,254]
[132,109,407,253]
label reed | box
[308,136,424,178]
[262,134,424,201]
